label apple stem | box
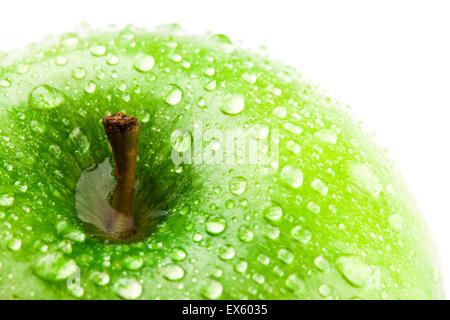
[102,112,140,239]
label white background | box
[1,0,449,298]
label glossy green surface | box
[0,25,443,299]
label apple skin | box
[0,25,443,299]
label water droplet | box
[281,165,303,188]
[252,273,265,284]
[123,256,144,270]
[170,129,191,152]
[315,129,337,144]
[219,94,245,115]
[114,277,142,300]
[162,264,185,281]
[286,274,305,295]
[314,256,330,271]
[286,140,301,155]
[33,252,78,282]
[229,176,247,195]
[0,194,14,206]
[17,64,30,74]
[7,238,22,251]
[60,33,79,46]
[263,203,283,222]
[71,66,86,79]
[133,54,155,72]
[311,179,328,196]
[169,53,182,62]
[283,122,303,135]
[204,79,216,91]
[218,244,235,260]
[257,254,270,265]
[210,33,234,53]
[307,201,320,214]
[345,161,382,197]
[193,233,203,242]
[90,45,106,56]
[319,284,332,297]
[164,84,183,105]
[388,214,404,232]
[204,67,215,76]
[205,215,227,235]
[107,54,120,65]
[336,256,381,289]
[291,225,312,244]
[237,225,254,243]
[0,79,11,87]
[234,260,248,273]
[241,73,257,84]
[273,106,287,118]
[55,56,68,66]
[29,85,66,109]
[68,283,84,298]
[91,271,110,286]
[170,248,187,261]
[278,248,294,264]
[262,225,280,240]
[84,81,96,93]
[201,279,223,299]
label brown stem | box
[102,112,140,239]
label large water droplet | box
[7,238,22,251]
[242,73,257,84]
[273,106,287,118]
[201,279,223,299]
[291,225,312,244]
[311,178,328,196]
[170,248,187,261]
[33,252,78,282]
[388,214,404,232]
[123,256,144,270]
[170,129,191,152]
[345,161,382,197]
[281,165,303,188]
[286,140,301,155]
[237,225,254,243]
[71,66,86,79]
[0,79,11,87]
[314,256,330,271]
[263,203,283,222]
[278,248,294,264]
[60,33,79,46]
[219,95,245,115]
[29,85,66,109]
[218,244,235,260]
[90,45,106,56]
[164,84,183,105]
[286,274,305,295]
[234,260,248,273]
[114,277,142,300]
[205,215,227,235]
[133,54,155,72]
[336,256,381,289]
[229,176,247,195]
[91,271,110,286]
[162,265,185,281]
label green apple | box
[0,25,443,299]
